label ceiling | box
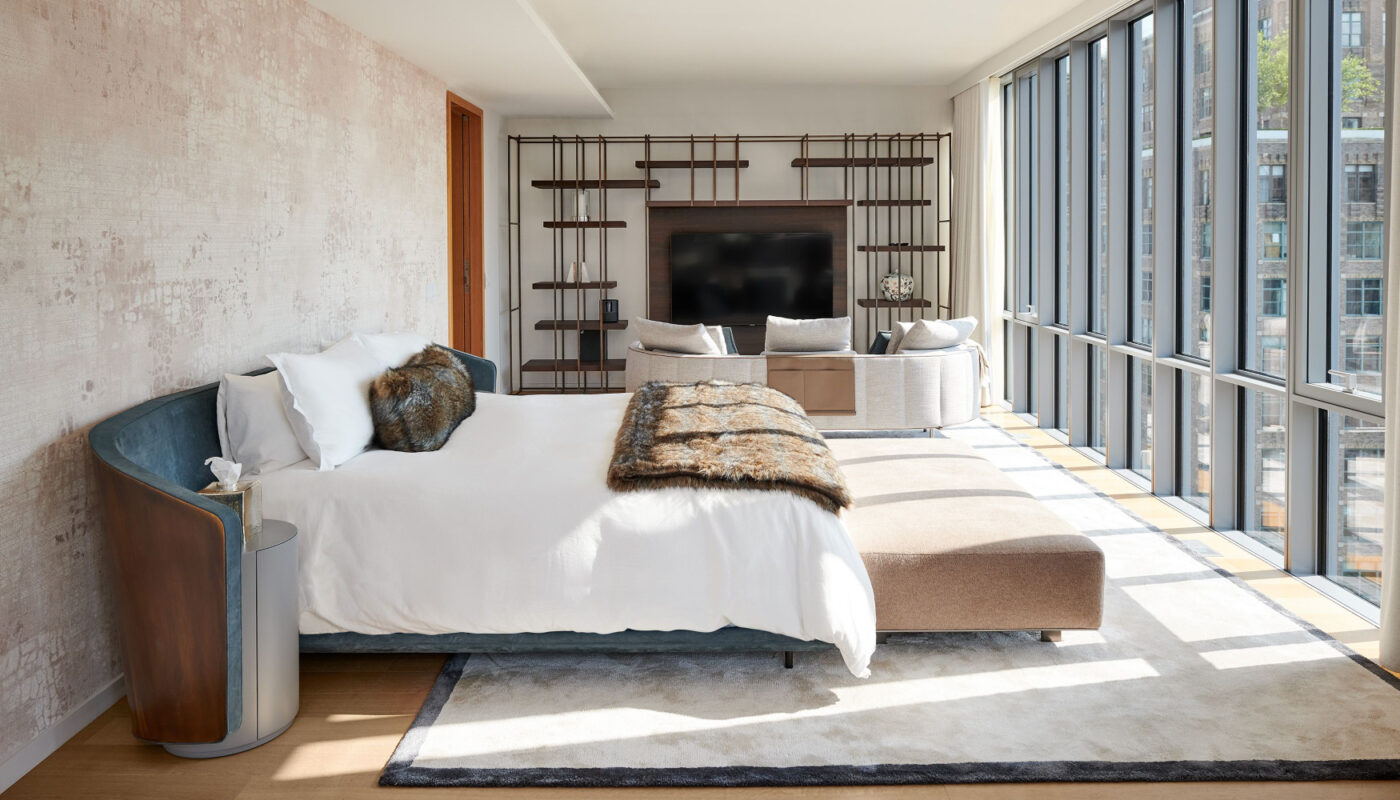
[529,0,1086,90]
[305,0,611,117]
[310,0,1090,118]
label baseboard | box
[0,675,125,794]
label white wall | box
[505,86,952,388]
[0,0,447,787]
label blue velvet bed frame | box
[89,349,827,745]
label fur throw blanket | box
[369,345,475,452]
[607,381,852,514]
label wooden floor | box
[8,409,1398,798]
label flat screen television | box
[669,232,834,326]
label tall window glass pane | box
[1003,320,1014,404]
[1183,0,1214,358]
[1130,359,1153,478]
[1055,56,1072,324]
[1090,38,1110,333]
[1089,346,1108,453]
[1245,0,1289,376]
[1326,412,1385,603]
[1131,16,1156,344]
[1018,72,1040,316]
[1331,0,1386,397]
[1181,0,1215,358]
[1240,388,1287,555]
[1003,82,1015,313]
[1180,371,1211,511]
[1054,334,1070,434]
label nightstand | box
[164,520,299,757]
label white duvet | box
[260,392,876,677]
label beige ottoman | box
[830,436,1105,637]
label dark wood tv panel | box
[646,204,848,355]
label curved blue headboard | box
[88,347,496,743]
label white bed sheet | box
[260,392,876,677]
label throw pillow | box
[635,318,722,355]
[764,315,852,352]
[868,330,892,355]
[217,372,308,474]
[705,325,729,354]
[369,345,476,452]
[896,316,980,352]
[267,335,385,470]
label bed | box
[89,349,875,748]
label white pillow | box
[356,331,433,369]
[896,316,979,353]
[267,336,386,470]
[764,315,851,352]
[888,320,915,354]
[635,318,721,355]
[705,325,729,355]
[216,372,307,475]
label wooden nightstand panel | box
[767,370,806,405]
[96,462,229,744]
[804,370,857,416]
[766,355,856,416]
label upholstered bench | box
[829,435,1105,639]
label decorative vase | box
[880,272,915,302]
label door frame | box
[447,91,485,355]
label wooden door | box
[448,92,485,355]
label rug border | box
[380,422,1400,787]
[379,653,470,786]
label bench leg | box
[1040,630,1062,643]
[783,651,794,669]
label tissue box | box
[198,480,263,542]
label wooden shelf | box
[514,387,627,395]
[856,298,933,309]
[792,157,935,168]
[522,358,626,373]
[636,160,749,169]
[543,220,627,229]
[531,280,618,290]
[857,199,932,207]
[646,199,852,208]
[857,244,946,252]
[531,179,659,189]
[534,319,629,331]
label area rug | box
[380,420,1400,787]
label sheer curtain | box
[951,78,1004,405]
[1383,10,1400,673]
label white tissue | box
[204,457,242,491]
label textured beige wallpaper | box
[0,0,448,764]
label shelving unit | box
[542,220,626,229]
[531,179,659,189]
[508,132,952,393]
[533,319,630,330]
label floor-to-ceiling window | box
[999,0,1389,615]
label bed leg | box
[1040,630,1062,643]
[876,632,890,645]
[782,651,794,669]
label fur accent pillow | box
[369,345,475,453]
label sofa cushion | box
[869,331,892,355]
[635,318,722,355]
[765,315,852,352]
[897,317,979,353]
[832,436,1104,632]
